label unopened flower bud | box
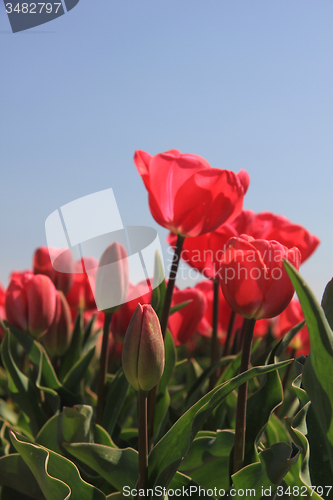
[41,291,72,357]
[95,242,129,314]
[122,304,164,391]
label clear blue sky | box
[1,0,332,300]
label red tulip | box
[167,210,319,279]
[167,287,207,346]
[122,304,164,391]
[134,149,249,237]
[195,280,242,341]
[95,242,129,313]
[111,280,152,339]
[33,246,74,295]
[5,272,57,339]
[66,257,98,311]
[273,299,310,356]
[41,291,72,357]
[0,282,6,338]
[219,235,301,320]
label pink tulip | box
[5,272,57,339]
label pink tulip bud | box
[95,242,129,314]
[40,291,72,357]
[122,304,164,391]
[5,272,57,339]
[33,246,74,296]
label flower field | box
[0,149,332,499]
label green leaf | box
[151,251,166,320]
[152,330,176,442]
[10,430,106,500]
[322,278,333,331]
[232,442,300,499]
[284,261,333,473]
[0,453,44,499]
[244,344,284,465]
[6,322,79,411]
[148,359,291,492]
[287,402,326,498]
[178,430,234,490]
[102,369,129,437]
[185,356,235,409]
[275,321,306,358]
[1,331,45,437]
[64,443,138,492]
[36,405,113,457]
[169,301,192,316]
[58,310,84,382]
[62,347,96,394]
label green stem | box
[233,317,256,473]
[147,234,185,445]
[96,312,113,425]
[138,390,148,496]
[209,280,220,391]
[222,310,236,358]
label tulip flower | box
[95,242,129,314]
[40,291,72,357]
[66,257,98,311]
[5,272,57,339]
[219,235,301,320]
[134,149,249,238]
[111,280,152,340]
[168,288,207,346]
[122,304,164,392]
[167,210,319,281]
[33,246,74,296]
[0,282,6,338]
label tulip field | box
[1,149,333,499]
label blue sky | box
[1,0,332,300]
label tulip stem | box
[222,310,236,358]
[147,234,185,446]
[138,390,149,496]
[96,312,113,425]
[233,317,256,474]
[160,234,185,339]
[209,280,220,391]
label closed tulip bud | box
[95,242,129,314]
[33,247,74,296]
[41,291,72,357]
[122,304,164,392]
[5,272,57,339]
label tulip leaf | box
[59,310,84,382]
[231,442,300,499]
[168,471,215,499]
[244,343,284,466]
[0,453,45,499]
[10,430,106,500]
[1,330,45,437]
[36,405,114,458]
[322,278,333,331]
[169,300,192,316]
[275,321,306,358]
[286,401,327,498]
[151,251,166,320]
[102,369,129,437]
[62,347,96,394]
[148,359,291,492]
[63,442,138,492]
[185,356,235,409]
[284,261,333,473]
[5,322,79,411]
[178,430,234,490]
[151,330,176,442]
